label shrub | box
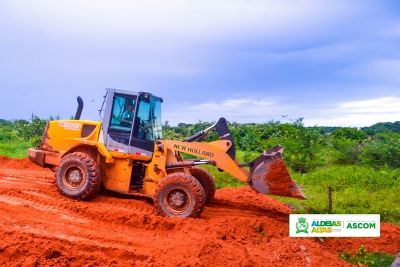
[14,115,49,146]
[279,119,326,173]
[162,126,185,140]
[331,138,362,164]
[359,132,400,169]
[232,124,262,152]
[331,127,367,141]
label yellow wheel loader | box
[28,88,305,218]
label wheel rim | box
[63,166,86,190]
[163,187,192,215]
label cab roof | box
[105,88,163,101]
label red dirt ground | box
[0,156,399,266]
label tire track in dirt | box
[0,182,173,232]
[0,205,157,253]
[0,188,168,256]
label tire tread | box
[190,167,216,203]
[154,173,205,218]
[56,152,101,200]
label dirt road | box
[0,156,398,266]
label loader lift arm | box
[159,118,305,199]
[184,117,236,160]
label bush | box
[232,124,262,152]
[331,127,367,141]
[279,119,326,173]
[331,139,361,164]
[329,128,366,164]
[232,119,327,173]
[359,132,400,169]
[162,126,185,140]
[0,124,14,142]
[14,115,49,147]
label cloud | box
[165,96,400,127]
[304,97,400,127]
[1,0,372,44]
[339,97,400,113]
[164,97,288,124]
[192,98,274,110]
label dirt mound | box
[0,157,398,266]
[0,156,43,170]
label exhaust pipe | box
[74,96,83,120]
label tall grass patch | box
[284,165,400,224]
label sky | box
[1,0,400,127]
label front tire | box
[154,173,205,218]
[56,152,101,200]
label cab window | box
[109,94,137,132]
[136,95,162,141]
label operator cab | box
[102,88,162,157]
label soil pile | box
[0,157,398,266]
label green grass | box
[0,139,33,158]
[0,125,33,158]
[279,165,400,225]
[339,245,395,267]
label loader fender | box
[62,143,113,163]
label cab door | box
[128,93,163,155]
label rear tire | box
[154,173,205,218]
[190,167,216,203]
[56,152,101,200]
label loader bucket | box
[248,146,305,199]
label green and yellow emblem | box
[296,217,309,234]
